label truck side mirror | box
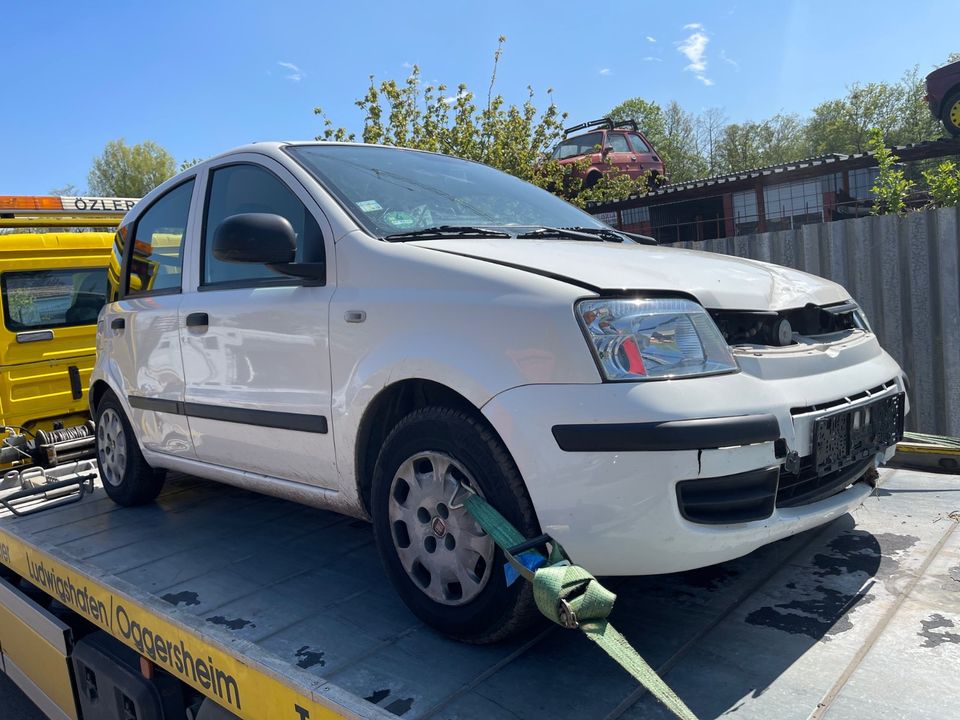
[213,213,296,265]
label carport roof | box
[587,136,960,211]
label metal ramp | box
[2,468,958,719]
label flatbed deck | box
[1,468,958,719]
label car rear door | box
[628,132,661,176]
[101,178,198,455]
[177,155,337,488]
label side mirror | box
[213,213,296,265]
[601,145,614,155]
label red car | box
[552,118,666,188]
[925,59,960,136]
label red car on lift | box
[552,118,667,188]
[925,58,960,136]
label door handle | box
[185,312,209,328]
[630,156,637,161]
[111,318,125,331]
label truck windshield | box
[1,268,108,332]
[287,144,606,237]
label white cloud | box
[599,68,612,76]
[277,61,303,82]
[643,56,663,63]
[442,90,470,105]
[646,35,656,43]
[720,50,739,70]
[401,61,413,69]
[676,24,712,85]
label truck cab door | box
[101,179,198,456]
[178,157,337,488]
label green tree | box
[868,127,914,215]
[806,83,901,154]
[716,114,809,173]
[88,139,176,197]
[315,38,644,206]
[923,160,960,208]
[607,98,712,182]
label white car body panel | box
[90,141,909,576]
[406,238,850,310]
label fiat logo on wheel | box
[432,517,447,537]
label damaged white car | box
[91,143,906,642]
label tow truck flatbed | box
[1,468,958,720]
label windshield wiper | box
[383,225,512,242]
[516,226,623,242]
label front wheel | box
[371,407,540,643]
[95,392,165,506]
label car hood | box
[411,239,849,310]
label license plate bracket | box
[813,392,904,476]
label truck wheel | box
[95,392,165,506]
[371,407,540,643]
[942,89,960,137]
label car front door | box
[178,156,337,488]
[604,132,636,176]
[104,178,197,455]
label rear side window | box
[629,133,652,153]
[2,268,108,331]
[202,164,322,287]
[127,179,195,296]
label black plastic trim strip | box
[126,396,327,433]
[68,365,82,400]
[127,396,183,414]
[184,402,328,433]
[552,414,780,452]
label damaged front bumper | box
[481,331,907,576]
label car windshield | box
[288,144,606,237]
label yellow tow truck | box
[0,195,133,471]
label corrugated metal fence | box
[666,206,960,436]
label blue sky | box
[1,0,955,194]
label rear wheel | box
[371,407,540,643]
[942,89,960,137]
[95,392,165,506]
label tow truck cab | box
[0,196,134,468]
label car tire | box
[583,172,602,189]
[942,88,960,137]
[95,391,165,506]
[371,406,540,644]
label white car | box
[91,142,907,642]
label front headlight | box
[577,297,738,381]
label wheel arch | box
[354,378,513,518]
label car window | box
[127,179,194,296]
[289,144,607,235]
[202,164,322,286]
[555,132,604,159]
[2,268,108,331]
[629,133,652,153]
[607,133,631,152]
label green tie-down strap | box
[462,494,698,720]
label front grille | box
[790,379,897,416]
[776,455,873,508]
